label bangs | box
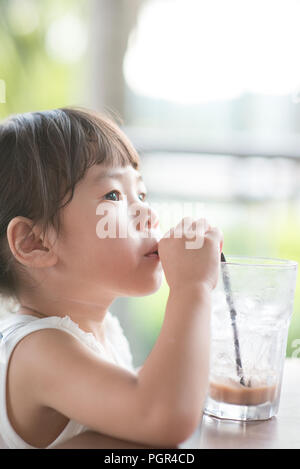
[54,106,141,232]
[63,106,140,171]
[58,106,141,196]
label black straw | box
[220,253,249,387]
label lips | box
[144,242,159,259]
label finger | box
[184,218,211,239]
[185,232,205,249]
[173,217,193,238]
[205,226,224,246]
[177,216,194,231]
[184,218,211,249]
[196,218,211,235]
[162,226,175,239]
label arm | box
[11,324,196,448]
[11,286,210,449]
[51,429,175,449]
[138,284,211,432]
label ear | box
[6,216,58,269]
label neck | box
[17,294,116,343]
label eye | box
[104,190,121,201]
[104,190,147,202]
[139,192,147,202]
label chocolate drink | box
[209,380,277,406]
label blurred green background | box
[1,0,300,367]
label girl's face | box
[55,163,163,299]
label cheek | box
[62,205,140,274]
[94,208,139,264]
[96,237,137,266]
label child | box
[0,107,223,449]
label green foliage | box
[273,206,300,356]
[0,0,87,118]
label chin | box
[125,272,164,297]
[139,274,164,296]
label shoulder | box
[9,323,82,356]
[9,325,93,368]
[7,327,93,403]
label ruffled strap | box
[0,310,135,371]
[104,312,134,371]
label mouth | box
[144,243,160,259]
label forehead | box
[87,164,144,185]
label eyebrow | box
[92,170,144,184]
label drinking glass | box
[204,256,298,421]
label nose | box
[132,203,160,233]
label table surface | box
[54,358,300,449]
[181,358,300,449]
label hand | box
[158,217,223,292]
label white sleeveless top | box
[0,311,135,449]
